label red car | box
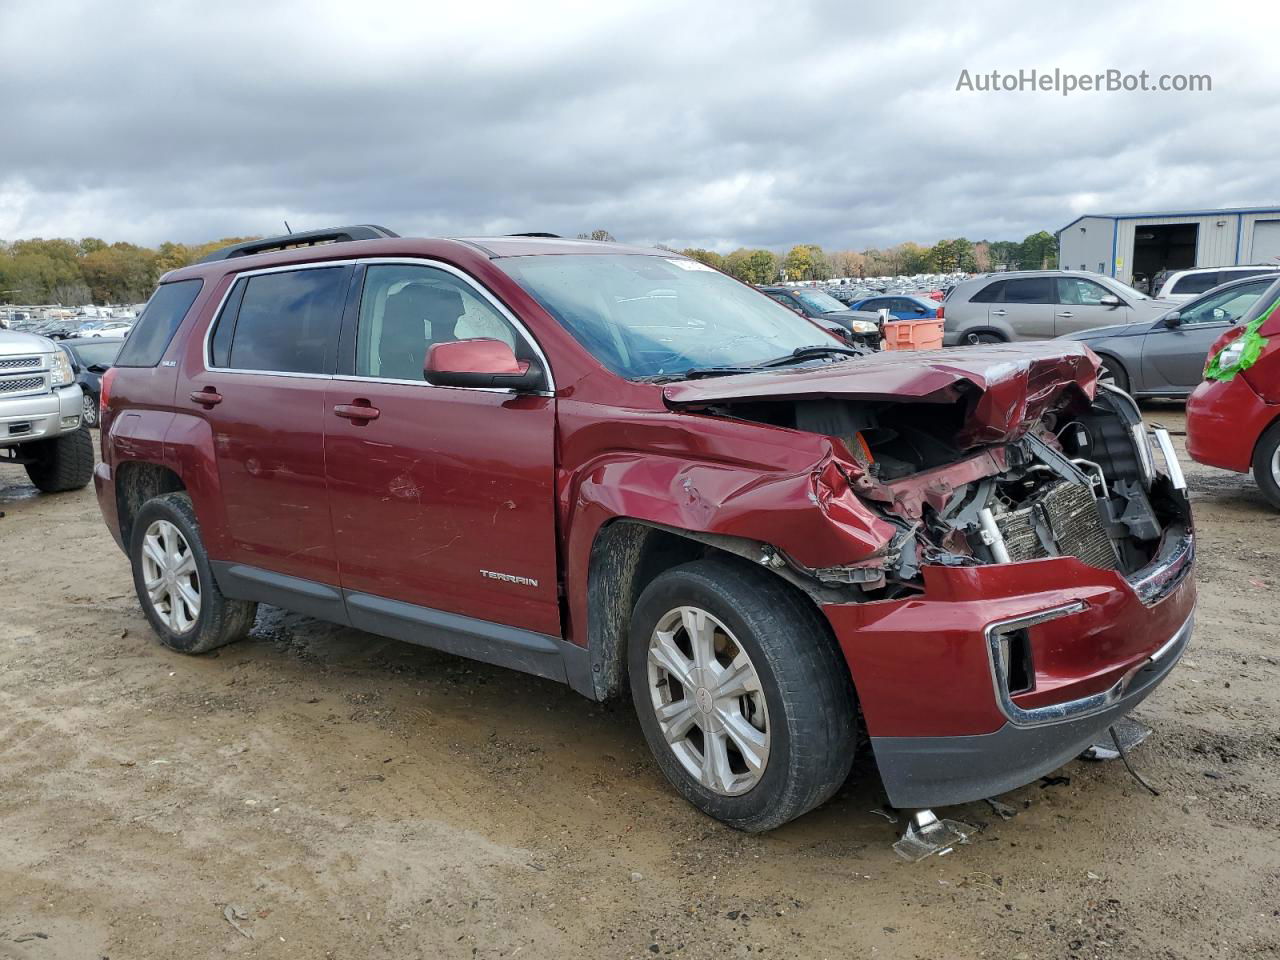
[95,227,1195,831]
[1186,276,1280,509]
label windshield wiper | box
[758,344,863,367]
[635,345,862,384]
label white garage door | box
[1251,219,1280,264]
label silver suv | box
[0,329,94,492]
[941,270,1173,345]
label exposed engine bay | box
[685,381,1189,598]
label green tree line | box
[1,229,1059,305]
[0,236,257,305]
[674,231,1059,283]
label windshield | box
[794,290,847,314]
[497,254,832,379]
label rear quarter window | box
[969,280,1007,303]
[113,279,203,367]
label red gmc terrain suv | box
[96,227,1196,831]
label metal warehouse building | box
[1056,206,1280,290]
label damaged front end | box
[663,342,1195,809]
[664,341,1189,598]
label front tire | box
[1096,355,1131,394]
[23,426,94,492]
[1252,421,1280,510]
[129,492,257,654]
[628,558,857,832]
[81,387,99,427]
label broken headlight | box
[1215,337,1247,371]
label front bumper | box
[1186,375,1276,473]
[870,609,1191,808]
[825,518,1195,809]
[0,384,82,447]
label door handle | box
[333,401,380,422]
[1058,311,1074,318]
[991,309,1007,316]
[189,387,222,407]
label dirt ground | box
[2,404,1277,960]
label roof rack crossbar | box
[196,225,400,263]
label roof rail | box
[505,232,561,238]
[196,225,400,263]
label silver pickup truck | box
[0,329,94,492]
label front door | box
[1054,276,1129,336]
[1142,280,1270,392]
[323,262,561,637]
[183,264,352,586]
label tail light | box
[936,305,945,321]
[99,366,117,417]
[99,367,118,457]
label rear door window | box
[1001,278,1054,303]
[113,279,203,367]
[213,267,350,374]
[1170,272,1221,296]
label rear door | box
[1142,279,1271,392]
[1054,276,1129,335]
[183,264,352,588]
[323,261,562,638]
[997,277,1056,339]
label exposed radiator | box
[994,481,1118,570]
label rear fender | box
[161,411,231,558]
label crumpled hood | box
[663,340,1099,448]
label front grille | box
[0,355,41,370]
[995,481,1118,570]
[0,375,46,396]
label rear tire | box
[1252,421,1280,510]
[23,426,94,492]
[129,492,258,654]
[965,331,1005,345]
[627,558,858,832]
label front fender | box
[560,449,898,655]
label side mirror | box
[1162,312,1182,328]
[425,338,544,391]
[1100,294,1122,307]
[87,363,109,374]
[914,305,926,314]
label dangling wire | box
[1110,724,1160,796]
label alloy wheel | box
[140,519,201,633]
[646,605,770,796]
[81,391,97,426]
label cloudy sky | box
[2,0,1277,252]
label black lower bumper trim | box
[871,611,1193,809]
